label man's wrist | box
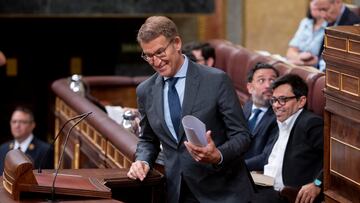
[313,178,322,187]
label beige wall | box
[244,0,308,55]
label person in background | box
[314,0,360,71]
[127,16,254,203]
[243,63,279,171]
[286,0,326,67]
[182,41,216,67]
[0,51,6,66]
[0,106,53,175]
[253,74,323,203]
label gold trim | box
[74,143,80,169]
[325,35,348,52]
[348,39,360,56]
[331,137,360,151]
[330,169,360,186]
[340,73,359,96]
[326,69,341,90]
[54,118,60,169]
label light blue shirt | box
[163,55,188,142]
[289,18,327,57]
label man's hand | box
[127,160,150,181]
[184,130,221,164]
[295,182,321,203]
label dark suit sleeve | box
[216,73,251,167]
[134,83,161,168]
[245,125,278,171]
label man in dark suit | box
[253,74,324,203]
[0,106,53,175]
[127,16,254,203]
[315,0,360,71]
[243,63,279,171]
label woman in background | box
[286,0,327,67]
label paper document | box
[250,172,274,187]
[182,115,207,147]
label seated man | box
[0,106,53,175]
[253,74,323,203]
[182,41,216,67]
[243,63,279,171]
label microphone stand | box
[48,112,92,202]
[38,112,92,173]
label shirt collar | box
[251,104,269,114]
[277,108,303,130]
[14,134,34,152]
[164,54,188,81]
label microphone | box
[37,111,93,173]
[50,111,92,201]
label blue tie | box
[248,108,262,132]
[167,77,181,137]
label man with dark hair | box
[0,106,53,175]
[243,63,279,171]
[182,41,216,67]
[253,74,324,203]
[127,16,253,203]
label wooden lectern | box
[2,149,111,201]
[323,25,360,203]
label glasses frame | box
[141,39,173,63]
[10,120,33,125]
[269,96,297,106]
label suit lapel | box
[178,63,200,143]
[252,107,273,135]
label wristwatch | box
[314,179,322,187]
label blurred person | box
[127,16,254,203]
[252,74,323,203]
[0,106,53,175]
[314,0,360,71]
[243,63,279,171]
[182,41,216,67]
[286,0,327,67]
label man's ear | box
[174,36,182,52]
[206,57,215,67]
[298,95,307,109]
[247,82,253,94]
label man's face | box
[191,49,206,65]
[140,35,183,77]
[247,68,278,107]
[314,0,341,23]
[10,110,35,142]
[271,84,306,122]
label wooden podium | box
[1,150,164,202]
[323,25,360,203]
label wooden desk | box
[1,168,164,203]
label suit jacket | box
[318,6,360,57]
[0,137,54,175]
[243,101,278,171]
[136,60,254,203]
[270,109,323,188]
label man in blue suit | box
[0,106,53,175]
[127,16,254,203]
[243,63,279,171]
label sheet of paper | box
[250,172,274,187]
[182,115,207,147]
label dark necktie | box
[167,77,181,137]
[248,108,262,132]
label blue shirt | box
[289,18,327,57]
[163,55,188,142]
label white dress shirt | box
[264,109,303,191]
[14,134,34,153]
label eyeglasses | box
[141,39,173,62]
[269,96,297,106]
[10,120,33,125]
